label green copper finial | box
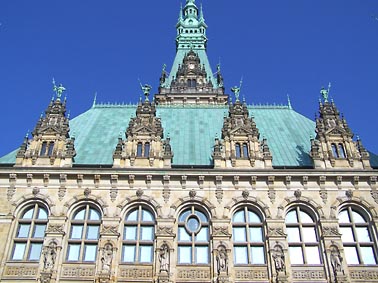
[178,3,183,21]
[287,94,292,109]
[52,78,66,101]
[139,80,152,102]
[199,3,204,21]
[92,92,97,108]
[231,77,243,102]
[320,82,331,103]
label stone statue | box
[159,243,170,273]
[330,245,343,273]
[272,245,285,273]
[43,241,57,270]
[101,243,114,273]
[216,245,228,274]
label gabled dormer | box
[15,81,76,167]
[213,86,272,168]
[113,85,173,168]
[310,85,370,169]
[156,0,227,105]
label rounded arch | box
[11,192,53,218]
[277,196,324,220]
[117,194,162,219]
[64,194,107,218]
[224,195,271,220]
[169,196,215,220]
[330,196,378,220]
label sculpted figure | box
[159,243,170,273]
[43,241,57,270]
[272,245,285,273]
[216,245,228,274]
[330,245,343,273]
[101,243,114,273]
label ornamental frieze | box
[4,266,38,277]
[177,269,210,280]
[46,224,65,235]
[235,268,268,280]
[62,266,95,277]
[213,226,231,237]
[156,226,175,236]
[119,267,153,278]
[101,226,120,236]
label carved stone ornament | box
[100,243,114,274]
[322,226,341,237]
[242,190,249,199]
[156,226,175,236]
[159,242,170,273]
[40,272,52,283]
[136,188,144,198]
[330,245,343,274]
[272,244,286,274]
[46,224,65,235]
[213,226,231,237]
[189,189,197,198]
[32,187,40,196]
[294,189,302,199]
[101,226,120,236]
[346,189,353,199]
[43,241,58,271]
[371,190,378,204]
[84,187,91,197]
[268,227,287,237]
[216,245,228,275]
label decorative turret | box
[213,84,272,168]
[15,80,76,167]
[310,84,371,169]
[113,84,173,168]
[156,1,228,105]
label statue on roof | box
[52,78,66,101]
[139,81,152,101]
[320,82,331,103]
[231,78,243,102]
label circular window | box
[186,214,201,233]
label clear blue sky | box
[0,0,377,157]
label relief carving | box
[156,226,175,236]
[330,245,343,275]
[322,226,341,237]
[216,245,228,275]
[46,224,65,235]
[5,266,38,277]
[213,226,231,237]
[43,241,58,271]
[272,245,286,274]
[100,243,114,274]
[158,242,170,273]
[268,227,286,237]
[101,226,120,236]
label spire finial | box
[199,3,204,21]
[92,92,97,108]
[287,94,292,109]
[179,3,183,21]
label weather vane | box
[52,78,66,101]
[320,82,331,103]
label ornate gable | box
[15,81,76,167]
[310,85,370,169]
[113,85,173,168]
[213,87,272,169]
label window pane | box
[67,244,80,261]
[196,227,208,242]
[127,210,138,221]
[289,246,304,264]
[302,227,317,242]
[248,211,260,223]
[33,224,46,238]
[285,210,297,223]
[249,227,263,242]
[124,226,137,240]
[86,225,99,240]
[187,217,200,232]
[340,227,354,242]
[12,243,26,260]
[70,225,83,239]
[179,246,192,263]
[361,247,377,264]
[179,210,190,222]
[352,211,366,223]
[338,210,350,223]
[22,208,34,219]
[196,246,209,263]
[233,227,247,242]
[84,244,97,261]
[194,211,207,222]
[251,246,265,264]
[356,227,371,242]
[142,210,153,221]
[300,211,313,223]
[123,245,136,262]
[287,228,300,242]
[37,208,48,219]
[233,210,245,222]
[139,245,153,262]
[141,226,154,241]
[306,246,321,264]
[29,243,42,260]
[89,209,100,220]
[234,246,248,264]
[74,209,85,220]
[344,246,359,264]
[17,224,30,238]
[179,227,191,242]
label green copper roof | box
[1,103,378,167]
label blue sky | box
[0,0,377,157]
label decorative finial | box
[52,78,66,101]
[199,3,204,21]
[287,94,292,109]
[162,64,166,72]
[179,3,183,21]
[92,92,97,108]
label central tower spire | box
[156,1,228,105]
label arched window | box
[338,143,346,158]
[48,142,55,156]
[67,205,101,262]
[122,206,155,263]
[144,142,150,158]
[285,207,321,264]
[338,207,377,265]
[331,143,339,158]
[11,204,48,261]
[242,143,249,158]
[232,208,265,264]
[40,142,47,156]
[178,207,209,264]
[137,142,143,157]
[235,143,241,158]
